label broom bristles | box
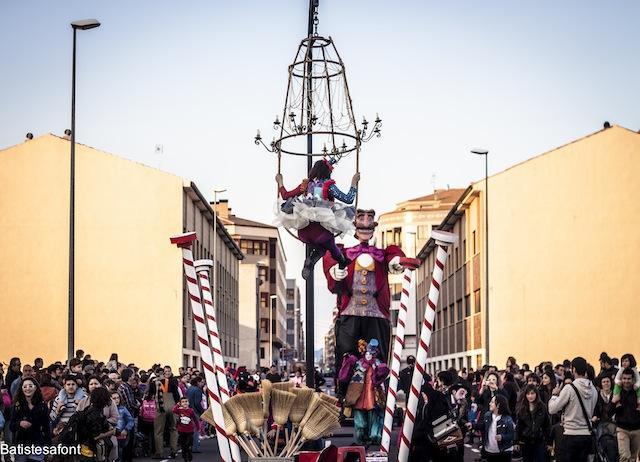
[236,392,264,430]
[318,393,339,407]
[271,380,294,392]
[225,398,248,434]
[289,387,314,424]
[298,393,322,428]
[261,379,273,418]
[271,389,296,426]
[221,405,237,435]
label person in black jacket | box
[398,356,416,396]
[610,368,640,462]
[9,377,51,458]
[502,373,520,420]
[593,375,618,462]
[514,384,551,462]
[409,374,459,462]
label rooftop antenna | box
[155,144,164,169]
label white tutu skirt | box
[274,198,355,237]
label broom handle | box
[261,429,273,457]
[274,425,281,456]
[287,436,306,458]
[236,435,256,458]
[246,434,262,458]
[280,425,297,457]
[285,431,304,458]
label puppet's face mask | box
[365,338,380,361]
[354,209,378,244]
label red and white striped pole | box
[170,232,232,462]
[398,230,458,462]
[194,259,242,462]
[381,269,413,454]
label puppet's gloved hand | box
[388,256,404,274]
[330,264,348,281]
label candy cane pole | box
[398,230,458,462]
[194,259,242,462]
[169,232,232,462]
[381,269,413,454]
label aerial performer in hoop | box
[274,156,360,280]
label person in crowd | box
[106,354,119,372]
[186,377,204,454]
[409,374,459,462]
[502,373,520,419]
[265,365,281,383]
[470,394,515,462]
[610,368,640,462]
[151,367,180,459]
[291,368,304,388]
[77,376,118,462]
[47,364,63,391]
[437,370,468,461]
[50,375,87,437]
[5,358,22,398]
[613,353,640,407]
[68,358,84,383]
[548,357,597,462]
[75,387,116,461]
[139,384,158,457]
[553,364,565,383]
[112,392,135,462]
[177,374,190,398]
[33,358,44,375]
[593,375,618,462]
[9,377,51,462]
[10,364,35,397]
[505,357,519,375]
[477,371,507,417]
[172,397,198,462]
[515,384,551,462]
[526,373,540,387]
[538,371,555,408]
[597,353,617,384]
[399,355,416,396]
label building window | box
[260,348,265,359]
[260,319,269,333]
[390,283,402,301]
[269,240,276,258]
[455,247,459,268]
[465,295,470,317]
[258,267,268,286]
[474,289,481,314]
[260,293,269,308]
[270,269,276,284]
[442,306,448,327]
[462,239,467,262]
[240,239,267,255]
[472,231,477,254]
[457,300,463,321]
[393,227,402,247]
[450,304,455,325]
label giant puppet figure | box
[323,208,420,391]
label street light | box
[68,18,100,362]
[470,148,489,364]
[269,295,277,367]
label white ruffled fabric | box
[274,198,355,237]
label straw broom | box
[270,389,296,455]
[235,393,265,457]
[285,405,341,457]
[260,379,273,454]
[225,396,262,457]
[288,388,314,450]
[281,392,322,456]
[271,380,294,393]
[223,401,257,458]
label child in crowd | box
[173,397,198,462]
[112,392,135,462]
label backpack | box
[56,409,84,445]
[141,399,157,422]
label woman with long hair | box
[77,376,118,462]
[76,387,116,461]
[593,375,618,462]
[470,394,515,462]
[9,377,51,462]
[538,371,556,405]
[515,384,551,462]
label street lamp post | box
[471,149,489,364]
[269,295,277,367]
[68,18,100,363]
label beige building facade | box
[216,201,288,370]
[416,125,640,372]
[376,189,465,364]
[0,134,242,369]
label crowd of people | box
[0,351,302,462]
[400,352,640,462]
